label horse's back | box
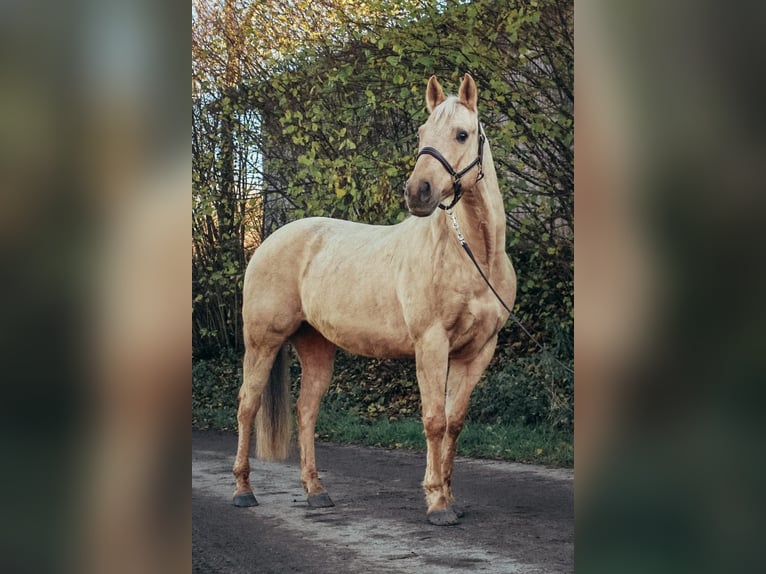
[246,217,392,276]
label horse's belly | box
[308,313,414,358]
[302,288,414,359]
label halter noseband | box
[416,119,486,211]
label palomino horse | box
[233,74,516,525]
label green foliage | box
[473,321,574,431]
[321,351,420,421]
[252,0,573,232]
[192,352,241,429]
[470,353,574,432]
[193,95,263,357]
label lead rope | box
[446,209,574,375]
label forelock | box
[430,96,460,121]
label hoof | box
[307,492,335,508]
[427,508,460,526]
[232,491,259,507]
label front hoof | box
[307,492,334,508]
[427,508,460,526]
[233,491,259,507]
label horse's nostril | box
[418,180,431,202]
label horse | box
[232,73,516,526]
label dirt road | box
[193,430,573,573]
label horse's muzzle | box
[404,179,438,216]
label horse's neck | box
[453,150,506,270]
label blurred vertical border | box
[576,0,765,572]
[0,0,189,573]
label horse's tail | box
[255,346,291,460]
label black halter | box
[416,119,486,210]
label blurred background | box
[0,0,189,573]
[576,0,765,572]
[0,0,763,572]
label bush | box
[192,352,241,430]
[469,353,573,432]
[321,351,420,422]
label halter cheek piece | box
[416,119,486,210]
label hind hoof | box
[307,492,334,508]
[233,491,259,507]
[427,508,460,526]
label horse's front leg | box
[415,328,455,525]
[440,337,498,514]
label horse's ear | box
[458,73,478,112]
[426,75,446,113]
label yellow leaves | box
[194,0,428,90]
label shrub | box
[320,351,420,422]
[470,355,573,431]
[192,352,241,430]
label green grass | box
[315,406,573,467]
[191,401,573,467]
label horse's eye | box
[456,130,469,143]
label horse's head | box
[405,73,484,216]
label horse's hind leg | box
[290,324,336,508]
[232,342,282,506]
